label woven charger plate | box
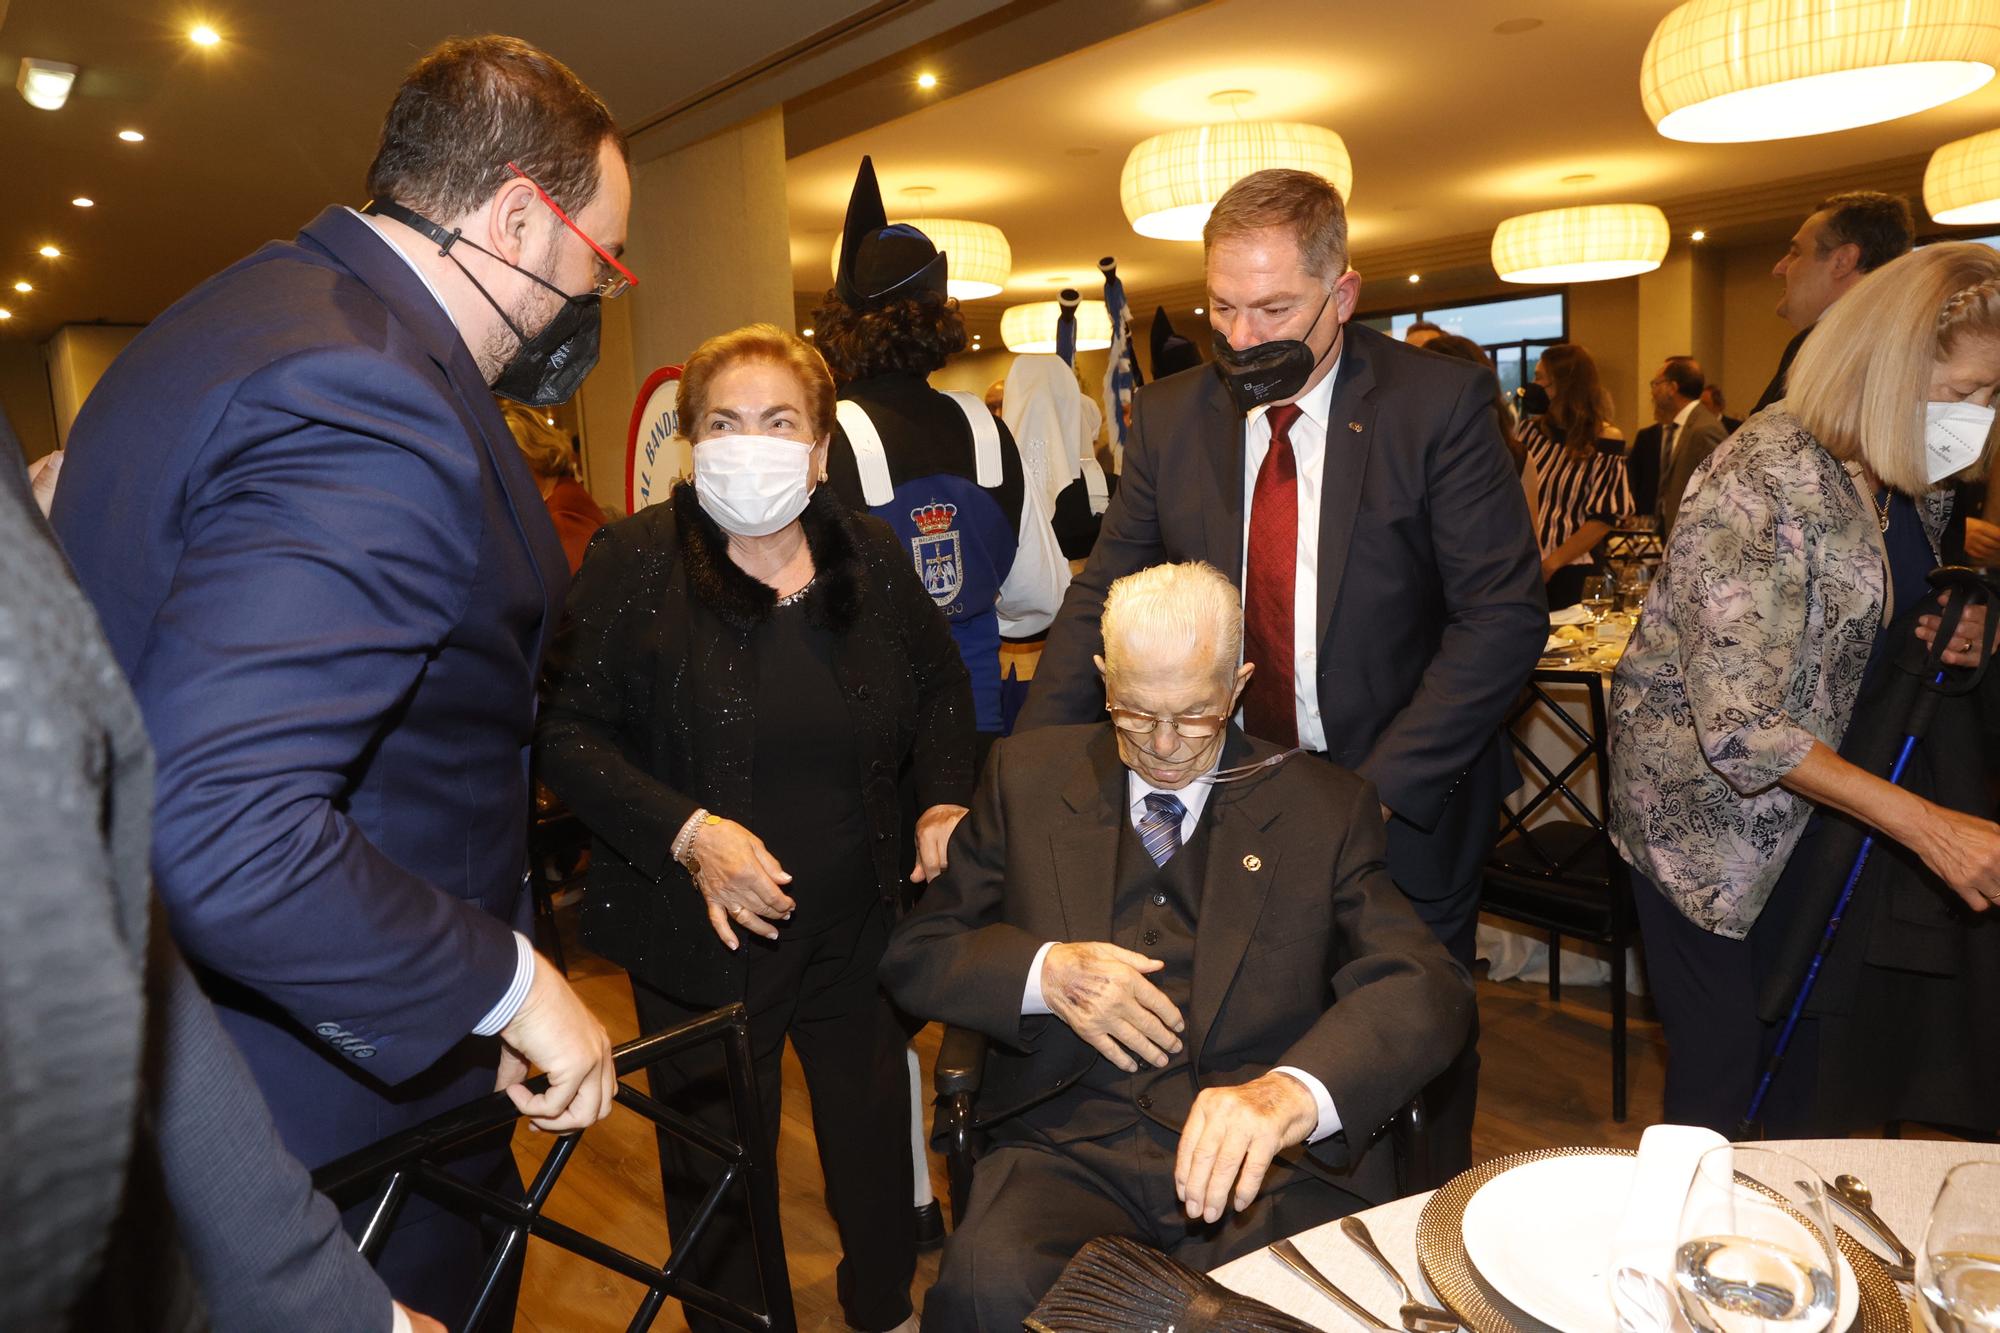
[1414,1147,1905,1333]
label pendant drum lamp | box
[1120,121,1351,240]
[1001,300,1112,353]
[1926,128,2000,226]
[830,218,1013,299]
[1491,204,1671,284]
[1641,0,2000,143]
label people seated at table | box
[536,322,974,1333]
[1609,241,2000,1138]
[880,560,1473,1332]
[1519,342,1635,607]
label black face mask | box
[363,198,602,406]
[1211,290,1337,414]
[1517,382,1551,417]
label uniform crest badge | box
[910,501,963,608]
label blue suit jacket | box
[52,205,569,1166]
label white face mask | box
[692,435,814,537]
[1926,400,1996,485]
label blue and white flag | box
[1099,256,1143,471]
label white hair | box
[1101,561,1241,683]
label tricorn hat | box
[834,155,949,309]
[1150,305,1203,379]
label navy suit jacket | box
[1018,324,1545,908]
[52,206,568,1166]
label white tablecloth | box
[1211,1137,2000,1330]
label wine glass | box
[1674,1146,1842,1333]
[1580,571,1618,626]
[1918,1161,2000,1333]
[1618,562,1656,615]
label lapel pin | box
[1243,854,1262,872]
[1347,421,1363,433]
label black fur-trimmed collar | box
[671,482,864,634]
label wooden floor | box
[508,913,1671,1331]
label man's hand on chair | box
[1041,942,1185,1072]
[1174,1072,1319,1223]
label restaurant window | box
[1359,292,1567,401]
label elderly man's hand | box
[910,803,969,883]
[1174,1072,1320,1223]
[1042,941,1185,1072]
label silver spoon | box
[1272,1238,1396,1331]
[1832,1174,1917,1280]
[1341,1215,1461,1332]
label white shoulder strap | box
[835,399,896,507]
[942,390,1004,488]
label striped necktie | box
[1139,792,1187,867]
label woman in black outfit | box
[536,324,974,1333]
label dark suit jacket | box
[536,483,975,1008]
[1754,325,1812,415]
[51,206,568,1167]
[1629,423,1664,517]
[1017,323,1544,900]
[879,724,1473,1192]
[1,447,391,1332]
[1658,401,1728,534]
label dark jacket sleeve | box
[880,739,1048,1048]
[137,348,518,1086]
[536,517,700,880]
[1014,388,1167,729]
[866,517,976,810]
[1280,776,1476,1165]
[1358,371,1546,826]
[146,909,396,1333]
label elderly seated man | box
[880,561,1474,1331]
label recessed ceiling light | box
[17,57,79,111]
[1690,229,1707,241]
[1408,273,1422,283]
[1493,17,1544,35]
[916,71,938,90]
[190,24,221,46]
[12,281,29,293]
[1194,306,1204,315]
[37,245,60,258]
[118,129,144,143]
[0,309,12,321]
[71,196,94,208]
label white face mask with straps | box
[1926,400,1996,486]
[692,436,814,537]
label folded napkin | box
[1550,605,1593,626]
[1610,1124,1727,1333]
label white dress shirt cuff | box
[1272,1065,1343,1144]
[1022,941,1058,1015]
[391,1302,413,1333]
[470,932,536,1036]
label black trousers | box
[924,1126,1359,1333]
[631,899,915,1333]
[1631,876,1816,1136]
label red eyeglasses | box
[506,161,638,299]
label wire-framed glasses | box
[1107,707,1231,741]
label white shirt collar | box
[1125,758,1218,835]
[1247,349,1342,432]
[345,206,456,321]
[1671,398,1699,430]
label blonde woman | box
[1609,242,2000,1133]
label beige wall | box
[1567,277,1640,438]
[0,341,59,463]
[574,292,638,510]
[1717,242,1794,417]
[47,325,142,445]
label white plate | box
[1459,1154,1859,1333]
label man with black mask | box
[51,35,622,1329]
[1019,168,1545,1175]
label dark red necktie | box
[1243,403,1302,748]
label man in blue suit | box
[51,35,627,1326]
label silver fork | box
[1341,1216,1462,1332]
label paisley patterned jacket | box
[1608,409,1948,939]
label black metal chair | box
[1602,525,1664,567]
[930,1025,1435,1229]
[313,1003,796,1333]
[1480,667,1637,1121]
